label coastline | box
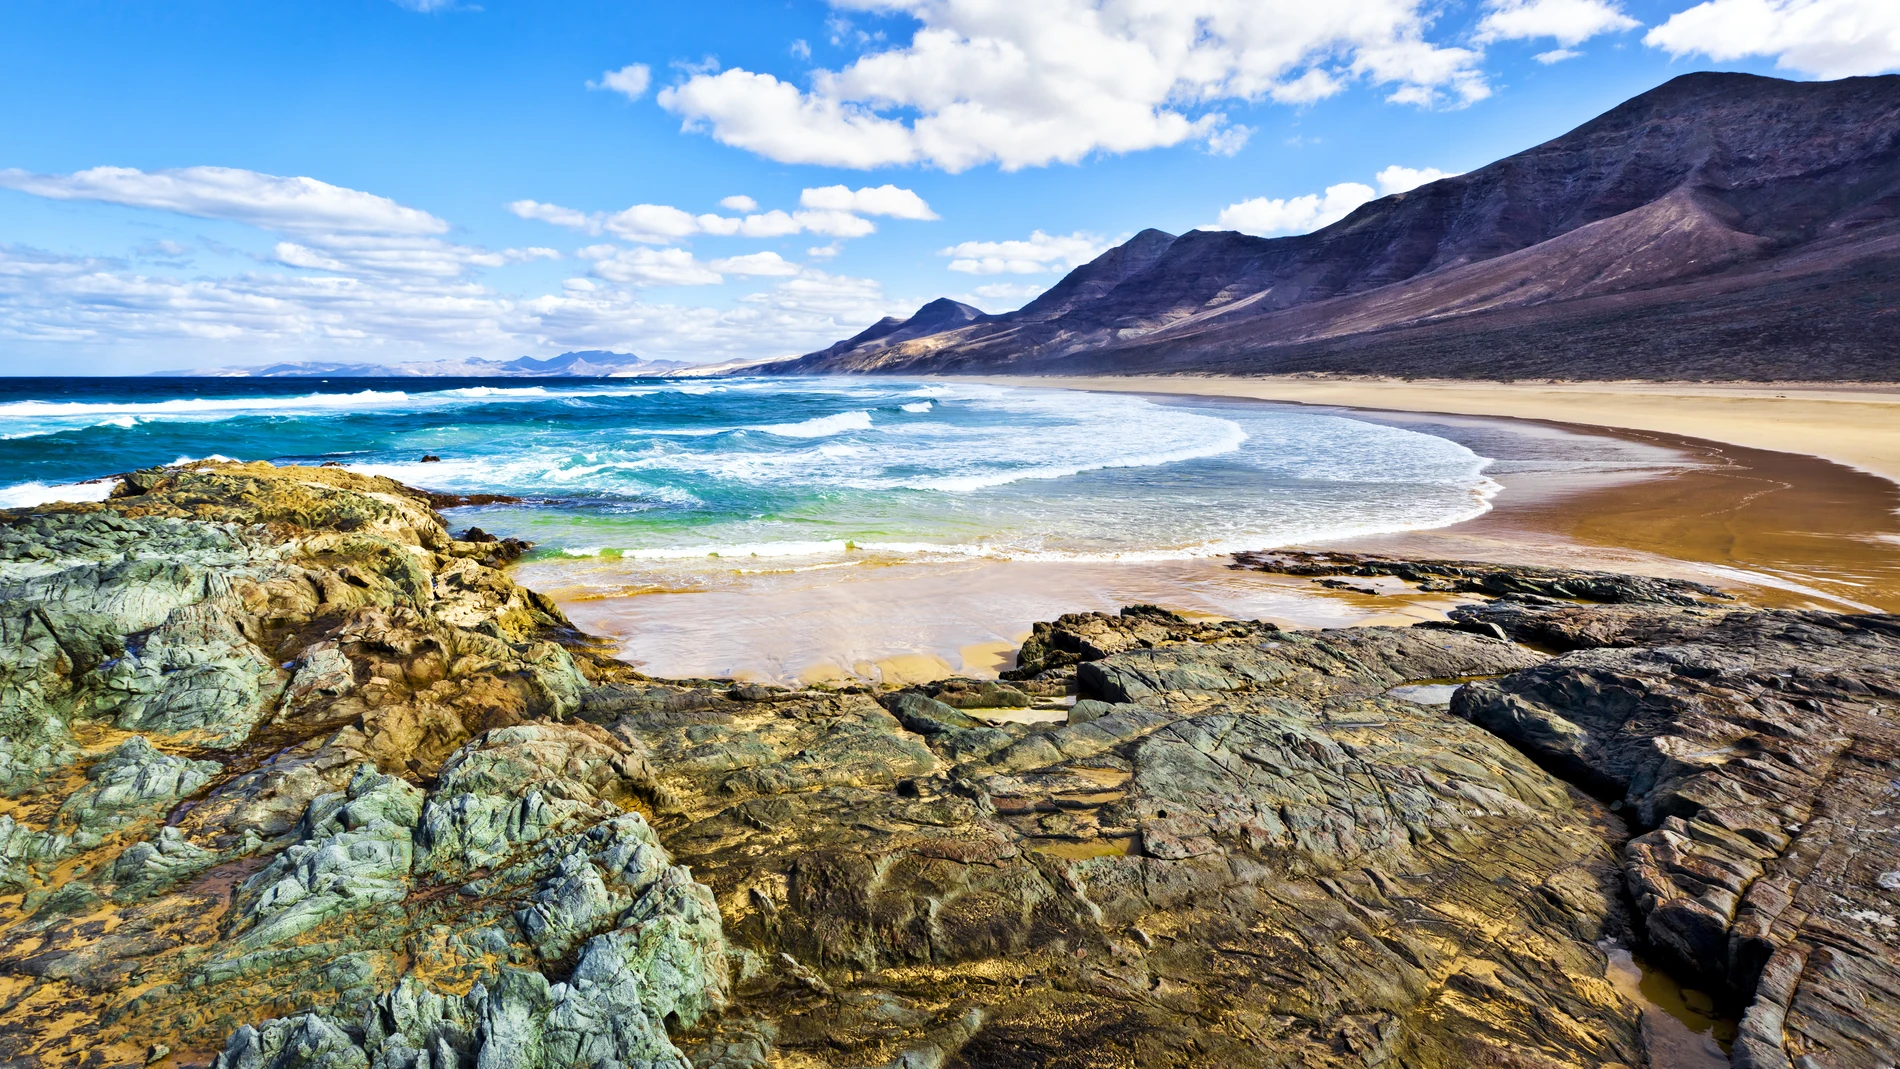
[531,383,1900,682]
[947,375,1900,487]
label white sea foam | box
[0,479,118,508]
[900,401,933,413]
[753,410,874,438]
[0,389,410,419]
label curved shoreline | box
[941,375,1900,489]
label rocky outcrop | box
[1451,600,1900,1069]
[1233,549,1732,606]
[0,462,723,1067]
[4,467,1895,1067]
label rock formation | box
[1,461,1894,1067]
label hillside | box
[765,72,1900,381]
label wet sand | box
[526,383,1900,683]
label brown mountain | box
[764,72,1900,382]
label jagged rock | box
[1453,600,1900,1069]
[57,735,221,837]
[1004,604,1278,679]
[229,766,423,948]
[612,623,1645,1067]
[1234,549,1731,605]
[0,815,72,891]
[917,679,1031,709]
[107,826,219,899]
[213,1013,370,1069]
[280,642,355,715]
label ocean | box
[0,376,1501,676]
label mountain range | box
[766,72,1900,382]
[160,351,690,378]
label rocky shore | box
[1,462,1894,1068]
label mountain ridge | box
[764,71,1900,382]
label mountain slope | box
[766,72,1900,381]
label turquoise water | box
[0,376,1498,565]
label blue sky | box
[1,0,1894,373]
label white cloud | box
[0,243,912,365]
[1535,48,1584,62]
[0,165,519,278]
[719,194,759,212]
[798,184,938,220]
[392,0,456,11]
[1205,124,1255,156]
[952,281,1048,312]
[1475,0,1640,47]
[580,246,724,287]
[710,251,802,276]
[791,39,813,61]
[1644,0,1900,78]
[508,198,881,243]
[0,165,445,235]
[939,230,1112,274]
[590,64,654,101]
[1375,164,1457,194]
[656,0,1491,172]
[1215,182,1377,236]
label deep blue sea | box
[0,376,1497,565]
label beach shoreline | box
[944,374,1900,488]
[536,379,1900,682]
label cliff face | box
[766,72,1900,381]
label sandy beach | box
[960,375,1900,485]
[537,379,1900,682]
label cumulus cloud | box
[507,194,904,244]
[1644,0,1900,78]
[939,231,1112,274]
[656,0,1491,172]
[580,246,724,287]
[1535,48,1584,62]
[590,63,653,100]
[798,184,938,220]
[710,251,803,276]
[0,165,530,278]
[719,194,759,212]
[1374,164,1457,194]
[1475,0,1641,46]
[1215,183,1376,236]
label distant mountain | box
[160,350,693,378]
[764,72,1900,382]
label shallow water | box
[1603,943,1737,1068]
